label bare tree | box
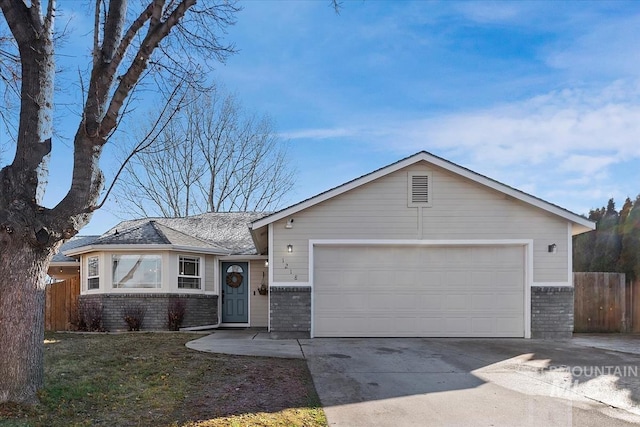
[0,0,239,404]
[116,89,295,217]
[116,118,208,217]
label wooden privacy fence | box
[573,272,640,333]
[45,277,79,331]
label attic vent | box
[408,171,432,207]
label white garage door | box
[313,245,525,337]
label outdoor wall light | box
[548,243,557,253]
[287,244,293,253]
[264,260,269,267]
[285,218,294,229]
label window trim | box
[87,255,100,290]
[111,254,163,289]
[178,255,202,290]
[407,171,433,207]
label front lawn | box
[0,333,326,427]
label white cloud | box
[280,128,356,140]
[560,155,618,174]
[288,80,640,165]
[284,80,640,214]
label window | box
[112,254,162,288]
[87,256,99,290]
[178,256,201,289]
[408,171,432,207]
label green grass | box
[0,333,327,427]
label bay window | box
[112,254,162,289]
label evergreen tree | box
[620,197,633,224]
[589,198,621,272]
[618,195,640,281]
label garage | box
[312,244,525,338]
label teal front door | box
[222,262,248,323]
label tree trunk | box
[0,236,53,404]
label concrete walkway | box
[186,331,640,360]
[185,328,304,359]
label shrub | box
[122,302,146,331]
[167,298,187,331]
[77,299,104,332]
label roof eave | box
[64,244,231,257]
[48,261,80,267]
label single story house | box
[59,151,595,338]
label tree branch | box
[100,0,195,136]
[93,81,187,210]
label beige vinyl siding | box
[205,255,216,292]
[273,161,570,283]
[249,260,269,327]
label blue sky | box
[5,1,640,234]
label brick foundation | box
[79,293,218,331]
[269,286,311,339]
[531,286,574,339]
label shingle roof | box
[97,212,268,255]
[52,235,100,263]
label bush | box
[76,299,104,332]
[122,302,146,331]
[167,298,187,331]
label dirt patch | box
[184,357,318,420]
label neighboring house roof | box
[51,235,99,264]
[65,212,269,256]
[251,151,596,235]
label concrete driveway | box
[300,338,640,427]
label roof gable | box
[251,151,595,233]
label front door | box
[221,262,249,323]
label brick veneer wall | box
[270,286,311,338]
[79,294,218,331]
[531,286,574,339]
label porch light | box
[287,244,293,253]
[264,260,269,267]
[548,243,557,253]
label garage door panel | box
[419,294,444,310]
[471,294,496,310]
[471,317,493,334]
[314,269,341,287]
[495,271,524,286]
[393,293,420,310]
[496,317,524,334]
[416,317,444,333]
[393,270,416,286]
[443,294,468,310]
[492,292,524,310]
[472,271,495,286]
[445,317,471,333]
[418,272,442,286]
[313,245,525,337]
[444,271,470,286]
